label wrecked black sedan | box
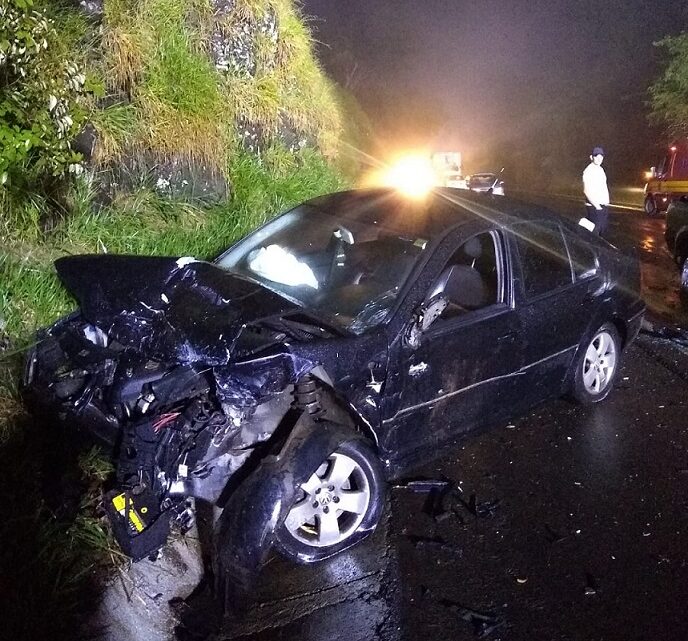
[23,188,645,574]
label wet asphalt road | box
[189,197,688,641]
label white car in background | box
[467,172,505,196]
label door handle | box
[497,331,516,343]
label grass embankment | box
[0,1,349,637]
[89,0,342,172]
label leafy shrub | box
[0,0,85,191]
[649,33,688,138]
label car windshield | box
[470,174,496,186]
[215,191,462,333]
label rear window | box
[469,174,495,186]
[512,222,573,298]
[564,231,598,279]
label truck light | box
[382,155,436,199]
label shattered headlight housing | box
[82,323,108,347]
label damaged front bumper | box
[22,323,195,558]
[22,310,328,563]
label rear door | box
[508,221,602,405]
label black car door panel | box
[381,229,524,463]
[509,222,603,404]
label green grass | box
[144,17,219,116]
[0,417,119,639]
[85,0,343,169]
[1,255,72,341]
[88,103,141,162]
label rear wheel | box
[571,323,621,404]
[275,439,384,563]
[644,195,658,217]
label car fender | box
[214,411,366,591]
[561,298,618,393]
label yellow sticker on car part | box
[112,493,145,533]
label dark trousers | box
[585,204,609,237]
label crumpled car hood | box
[55,254,300,365]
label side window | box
[658,155,669,176]
[429,232,501,320]
[513,222,573,299]
[564,231,598,279]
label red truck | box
[644,140,688,216]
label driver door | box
[381,230,524,464]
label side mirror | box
[650,166,657,178]
[404,296,448,349]
[334,226,354,245]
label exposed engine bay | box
[22,255,358,561]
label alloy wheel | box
[582,330,618,395]
[283,452,371,548]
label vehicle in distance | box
[665,196,688,293]
[644,140,688,216]
[432,152,467,189]
[23,188,645,576]
[467,172,505,196]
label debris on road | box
[543,523,566,544]
[394,477,501,522]
[439,597,505,637]
[584,572,599,596]
[421,586,506,637]
[461,494,501,518]
[641,322,688,347]
[393,478,453,493]
[405,535,463,556]
[394,476,459,521]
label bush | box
[649,33,688,138]
[0,0,85,192]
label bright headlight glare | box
[382,155,436,199]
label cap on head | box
[591,146,605,157]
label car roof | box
[304,187,568,239]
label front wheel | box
[571,323,621,404]
[275,439,385,563]
[644,195,658,217]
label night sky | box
[303,0,688,186]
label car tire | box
[275,438,385,564]
[571,323,621,404]
[644,195,658,217]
